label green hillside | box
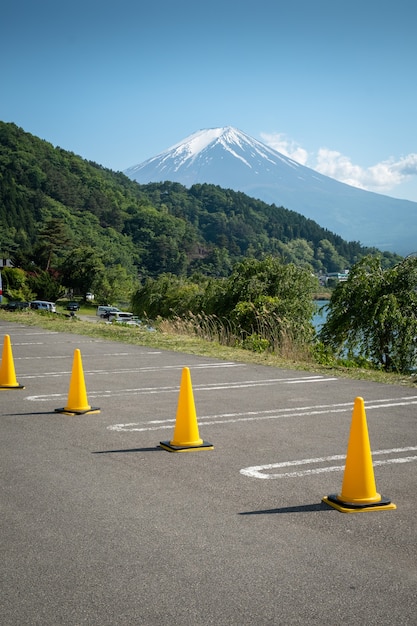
[0,121,400,302]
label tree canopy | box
[319,256,417,372]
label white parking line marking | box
[106,396,417,432]
[24,353,244,378]
[240,446,417,479]
[21,361,245,378]
[15,352,151,360]
[11,332,59,336]
[25,374,336,401]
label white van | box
[107,311,134,323]
[96,306,120,318]
[30,300,56,313]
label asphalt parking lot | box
[1,320,416,625]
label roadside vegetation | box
[1,305,416,388]
[2,255,417,388]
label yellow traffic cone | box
[55,349,100,415]
[0,334,24,389]
[322,397,396,512]
[159,367,213,452]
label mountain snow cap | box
[127,126,296,174]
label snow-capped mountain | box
[124,127,417,255]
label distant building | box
[324,271,349,283]
[0,258,13,268]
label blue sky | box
[2,0,417,201]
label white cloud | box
[260,132,309,165]
[314,149,417,193]
[390,153,417,177]
[261,131,417,196]
[315,149,368,188]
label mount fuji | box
[124,127,417,255]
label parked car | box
[66,301,80,311]
[108,316,156,331]
[2,301,29,311]
[29,300,56,312]
[107,311,134,323]
[96,305,120,318]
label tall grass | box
[158,311,315,362]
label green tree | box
[37,217,73,271]
[284,238,315,269]
[1,267,35,301]
[60,246,106,297]
[213,256,317,319]
[319,255,417,372]
[94,264,137,305]
[132,274,202,319]
[315,239,347,273]
[27,269,65,301]
[0,222,19,258]
[219,257,318,345]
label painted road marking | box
[21,361,244,378]
[240,446,417,479]
[105,396,417,432]
[7,332,59,336]
[25,374,336,401]
[14,350,157,356]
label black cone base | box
[322,494,396,513]
[55,406,100,415]
[159,440,214,452]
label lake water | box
[312,300,329,331]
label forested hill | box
[0,121,400,285]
